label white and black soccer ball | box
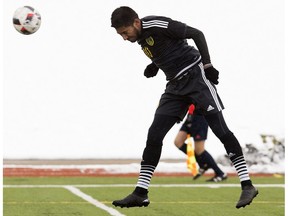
[13,6,41,35]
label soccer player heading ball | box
[110,6,258,209]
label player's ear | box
[133,18,141,29]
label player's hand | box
[204,66,219,84]
[144,63,159,78]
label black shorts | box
[155,62,224,120]
[180,115,208,141]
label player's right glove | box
[144,63,159,78]
[204,66,219,84]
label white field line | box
[64,186,125,216]
[3,184,285,188]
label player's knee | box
[147,130,163,147]
[147,121,168,146]
[174,131,187,148]
[194,141,205,155]
[174,137,182,148]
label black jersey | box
[137,16,201,81]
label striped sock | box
[231,155,250,182]
[136,164,156,190]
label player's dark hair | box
[111,6,139,28]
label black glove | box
[204,66,219,84]
[144,63,159,78]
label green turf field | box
[3,176,285,216]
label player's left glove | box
[204,66,219,85]
[144,63,159,78]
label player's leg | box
[194,140,206,168]
[112,114,178,208]
[174,115,225,180]
[174,130,209,178]
[188,115,219,179]
[112,88,190,208]
[190,63,258,208]
[136,114,178,192]
[174,130,188,153]
[174,132,210,175]
[194,140,205,155]
[193,140,227,182]
[174,128,209,179]
[192,140,209,179]
[194,141,227,182]
[204,111,258,208]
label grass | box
[3,176,285,216]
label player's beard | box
[127,27,141,43]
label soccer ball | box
[13,6,41,35]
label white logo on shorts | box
[207,105,215,112]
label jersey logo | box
[142,46,153,58]
[207,105,215,112]
[145,36,154,46]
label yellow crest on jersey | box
[142,47,153,58]
[145,36,154,46]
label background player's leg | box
[175,132,225,180]
[175,132,208,178]
[193,141,207,169]
[174,131,188,153]
[194,141,226,181]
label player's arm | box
[184,26,210,65]
[185,26,219,84]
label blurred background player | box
[175,104,227,182]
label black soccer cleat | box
[193,167,209,180]
[236,185,259,208]
[112,193,150,208]
[206,173,228,182]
